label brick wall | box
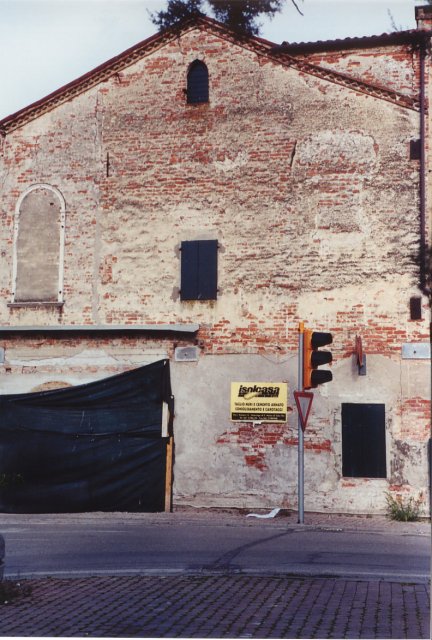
[0,24,429,513]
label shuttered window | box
[181,240,218,301]
[187,61,209,104]
[342,403,386,478]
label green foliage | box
[151,0,203,32]
[151,0,303,36]
[385,492,423,522]
[209,0,284,36]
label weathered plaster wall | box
[298,44,420,97]
[0,26,429,514]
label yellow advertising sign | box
[230,382,288,423]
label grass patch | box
[386,492,423,522]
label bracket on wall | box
[355,335,367,376]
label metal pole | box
[298,321,304,524]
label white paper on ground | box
[246,507,281,519]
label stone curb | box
[0,508,429,536]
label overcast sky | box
[0,0,424,120]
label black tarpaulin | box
[0,360,174,513]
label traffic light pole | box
[298,321,305,524]
[298,322,333,523]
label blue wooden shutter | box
[181,240,217,300]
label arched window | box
[12,184,65,304]
[187,60,209,104]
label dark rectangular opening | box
[410,139,421,160]
[410,296,422,320]
[342,403,386,478]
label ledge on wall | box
[7,302,64,309]
[0,323,200,337]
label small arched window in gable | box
[12,184,65,304]
[187,60,209,104]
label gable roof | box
[0,15,424,136]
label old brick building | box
[0,6,431,514]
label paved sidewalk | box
[171,508,431,536]
[0,574,429,638]
[2,507,430,537]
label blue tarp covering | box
[0,360,174,513]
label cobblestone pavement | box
[0,574,429,638]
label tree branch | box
[290,0,304,17]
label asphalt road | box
[1,512,429,582]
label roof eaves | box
[276,28,431,54]
[0,17,422,134]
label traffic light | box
[303,329,333,389]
